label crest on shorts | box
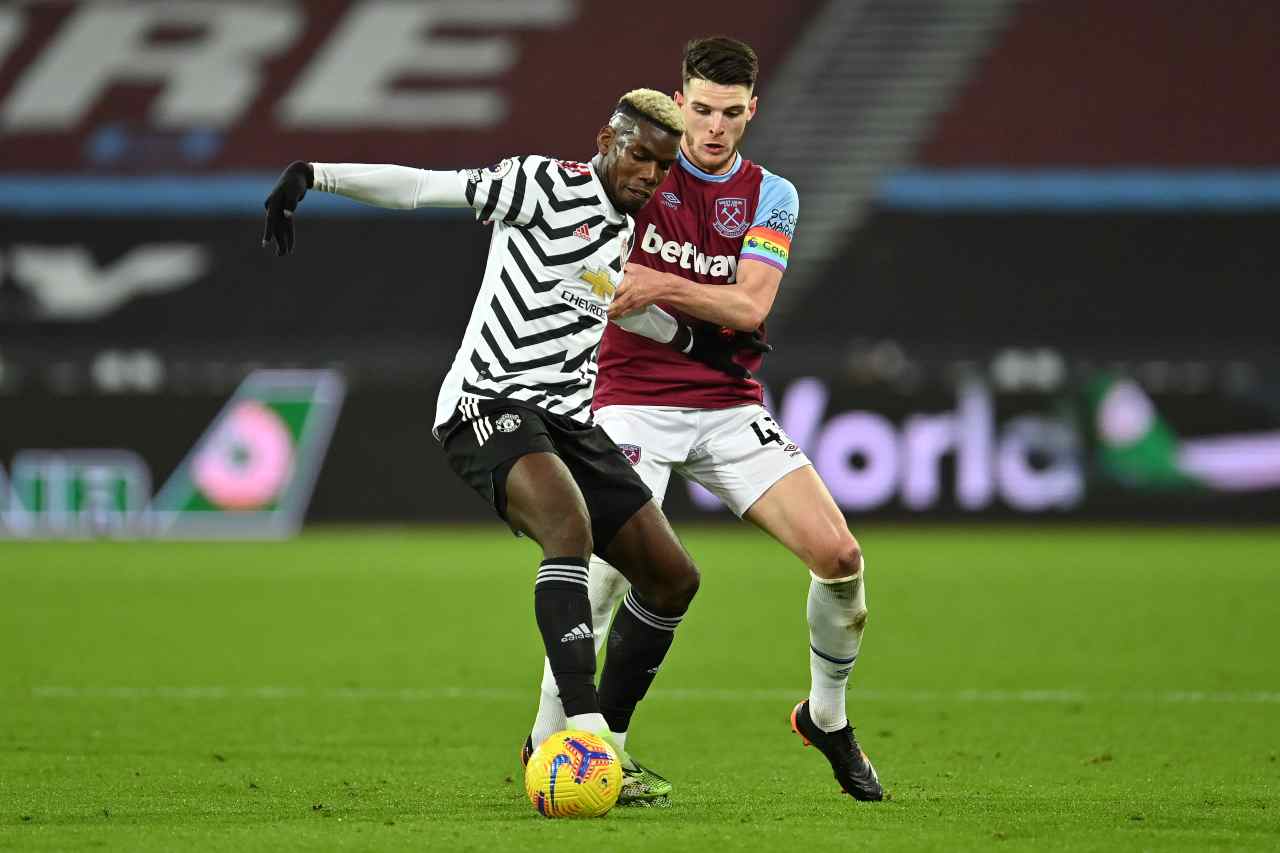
[494,412,522,433]
[713,197,748,238]
[618,444,642,465]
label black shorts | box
[440,403,652,556]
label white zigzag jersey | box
[435,155,635,433]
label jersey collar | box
[677,148,743,183]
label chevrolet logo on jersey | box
[580,267,616,300]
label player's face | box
[598,121,680,215]
[675,78,757,175]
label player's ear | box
[746,95,758,122]
[597,125,614,157]
[673,89,685,107]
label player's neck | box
[589,153,626,218]
[678,142,741,179]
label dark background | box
[3,0,1278,526]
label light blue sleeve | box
[752,170,799,239]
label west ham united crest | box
[713,197,749,238]
[619,444,642,465]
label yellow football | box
[524,729,623,818]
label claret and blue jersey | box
[593,149,800,410]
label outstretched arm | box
[310,162,470,210]
[262,158,529,255]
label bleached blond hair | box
[612,88,685,137]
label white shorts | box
[594,403,813,517]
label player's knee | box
[538,507,593,561]
[650,555,700,612]
[811,537,863,582]
[674,561,701,609]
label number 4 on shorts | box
[750,416,785,447]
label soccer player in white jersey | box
[262,90,751,793]
[524,39,884,803]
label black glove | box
[734,328,773,357]
[261,161,314,256]
[671,324,772,380]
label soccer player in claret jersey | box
[261,90,751,784]
[523,39,884,804]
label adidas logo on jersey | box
[560,623,593,643]
[639,223,738,280]
[573,222,592,241]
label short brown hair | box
[682,36,758,90]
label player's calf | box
[505,453,607,731]
[807,556,868,732]
[597,504,698,734]
[588,503,698,802]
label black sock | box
[597,589,685,733]
[533,557,598,717]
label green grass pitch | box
[2,525,1278,851]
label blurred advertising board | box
[0,370,344,539]
[0,216,484,352]
[7,209,1279,365]
[3,370,1277,538]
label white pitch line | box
[16,686,1280,704]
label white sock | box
[531,659,568,747]
[610,729,628,751]
[587,555,630,656]
[529,556,630,748]
[566,712,608,733]
[807,559,868,732]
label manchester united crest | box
[618,444,642,465]
[713,197,749,238]
[494,412,522,433]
